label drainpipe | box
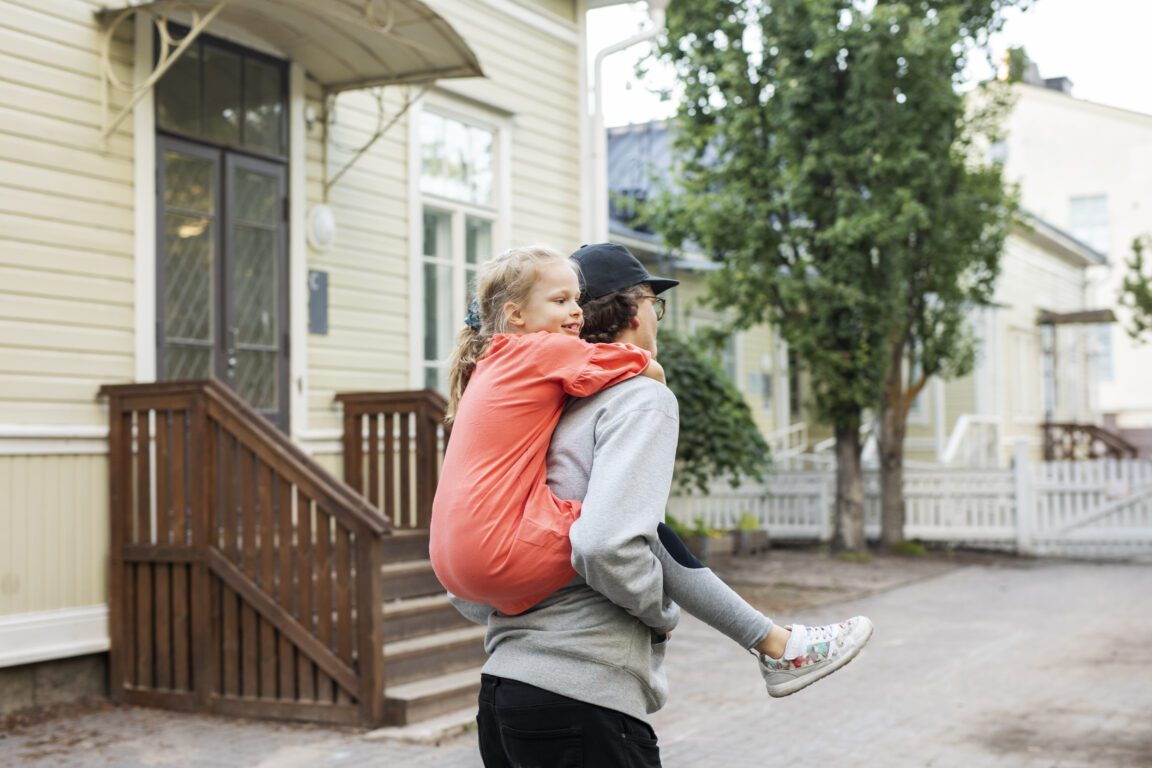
[590,0,669,242]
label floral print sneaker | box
[757,616,874,697]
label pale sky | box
[588,0,1152,127]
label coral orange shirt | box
[429,331,651,615]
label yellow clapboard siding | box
[0,49,133,110]
[1,347,133,378]
[1,160,134,205]
[0,453,109,614]
[0,373,120,403]
[0,240,133,281]
[0,23,131,76]
[0,292,133,329]
[0,104,133,152]
[0,212,134,256]
[0,132,134,183]
[0,401,114,427]
[0,185,133,232]
[2,1,115,56]
[0,318,135,355]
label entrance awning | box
[98,0,483,92]
[1036,309,1117,326]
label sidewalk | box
[3,550,1151,767]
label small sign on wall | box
[308,269,328,335]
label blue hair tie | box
[465,299,481,331]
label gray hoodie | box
[451,376,680,721]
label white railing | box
[940,414,1002,467]
[765,421,808,458]
[669,440,1152,559]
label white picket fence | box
[669,440,1152,559]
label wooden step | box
[383,667,484,726]
[384,625,487,687]
[381,560,444,600]
[381,528,430,562]
[383,593,471,643]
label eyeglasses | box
[638,295,666,321]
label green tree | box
[1120,235,1152,344]
[659,331,770,494]
[647,0,1020,550]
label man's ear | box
[630,314,641,329]
[504,301,525,328]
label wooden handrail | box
[100,379,389,726]
[101,379,388,535]
[1043,421,1139,461]
[336,389,449,529]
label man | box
[452,243,870,767]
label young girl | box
[430,245,663,614]
[431,243,873,698]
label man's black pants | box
[477,674,662,767]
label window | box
[1069,195,1109,255]
[419,109,499,392]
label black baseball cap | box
[570,242,679,300]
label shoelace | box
[799,622,841,646]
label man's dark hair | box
[579,283,648,343]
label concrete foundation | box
[0,654,108,719]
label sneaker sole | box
[766,618,874,698]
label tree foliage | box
[645,0,1021,549]
[1120,235,1152,344]
[659,331,770,494]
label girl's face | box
[506,260,583,336]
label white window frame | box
[408,93,512,391]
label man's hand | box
[641,359,666,384]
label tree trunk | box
[879,349,907,548]
[832,421,867,552]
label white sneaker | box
[757,616,874,697]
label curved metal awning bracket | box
[98,0,230,142]
[323,82,430,199]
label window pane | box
[234,226,277,346]
[244,57,283,155]
[423,210,451,260]
[203,46,241,144]
[1069,195,1109,254]
[156,42,202,135]
[164,213,214,342]
[235,167,278,225]
[470,127,493,205]
[425,365,445,393]
[465,218,491,265]
[420,113,446,197]
[164,151,214,213]
[234,349,277,410]
[420,112,494,205]
[167,343,213,380]
[423,262,454,361]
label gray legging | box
[654,522,773,649]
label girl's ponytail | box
[445,300,488,423]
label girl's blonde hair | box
[445,245,576,422]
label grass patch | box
[890,540,928,557]
[836,551,872,563]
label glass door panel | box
[226,155,287,426]
[159,141,218,383]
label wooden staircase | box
[336,391,487,727]
[378,528,486,725]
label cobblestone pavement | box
[3,553,1150,767]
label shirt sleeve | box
[530,333,652,398]
[567,382,681,636]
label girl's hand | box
[641,359,666,384]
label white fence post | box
[1014,439,1034,554]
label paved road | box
[4,559,1150,767]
